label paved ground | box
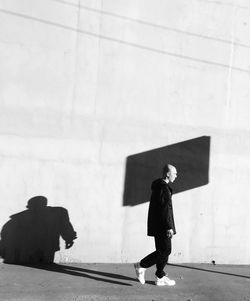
[0,263,250,301]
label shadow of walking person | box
[25,263,133,286]
[0,196,77,264]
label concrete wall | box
[0,0,250,264]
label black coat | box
[147,178,176,236]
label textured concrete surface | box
[0,263,249,301]
[1,0,250,264]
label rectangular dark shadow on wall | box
[123,136,210,206]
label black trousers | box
[140,234,172,278]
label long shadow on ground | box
[24,263,136,286]
[168,263,250,279]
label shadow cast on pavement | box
[24,263,135,286]
[169,263,250,279]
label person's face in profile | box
[167,167,177,183]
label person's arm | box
[160,186,175,235]
[59,208,77,249]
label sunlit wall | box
[0,0,250,263]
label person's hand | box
[65,241,74,249]
[167,229,174,238]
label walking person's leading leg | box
[154,234,175,286]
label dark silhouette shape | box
[0,196,77,264]
[168,263,250,279]
[123,136,210,206]
[23,263,134,286]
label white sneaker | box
[134,262,146,284]
[155,276,176,286]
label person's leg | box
[134,243,158,284]
[139,250,157,268]
[135,235,172,284]
[154,235,172,278]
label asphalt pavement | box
[0,262,250,301]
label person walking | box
[134,164,177,286]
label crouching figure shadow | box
[0,196,77,264]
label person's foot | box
[155,276,176,286]
[134,262,146,284]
